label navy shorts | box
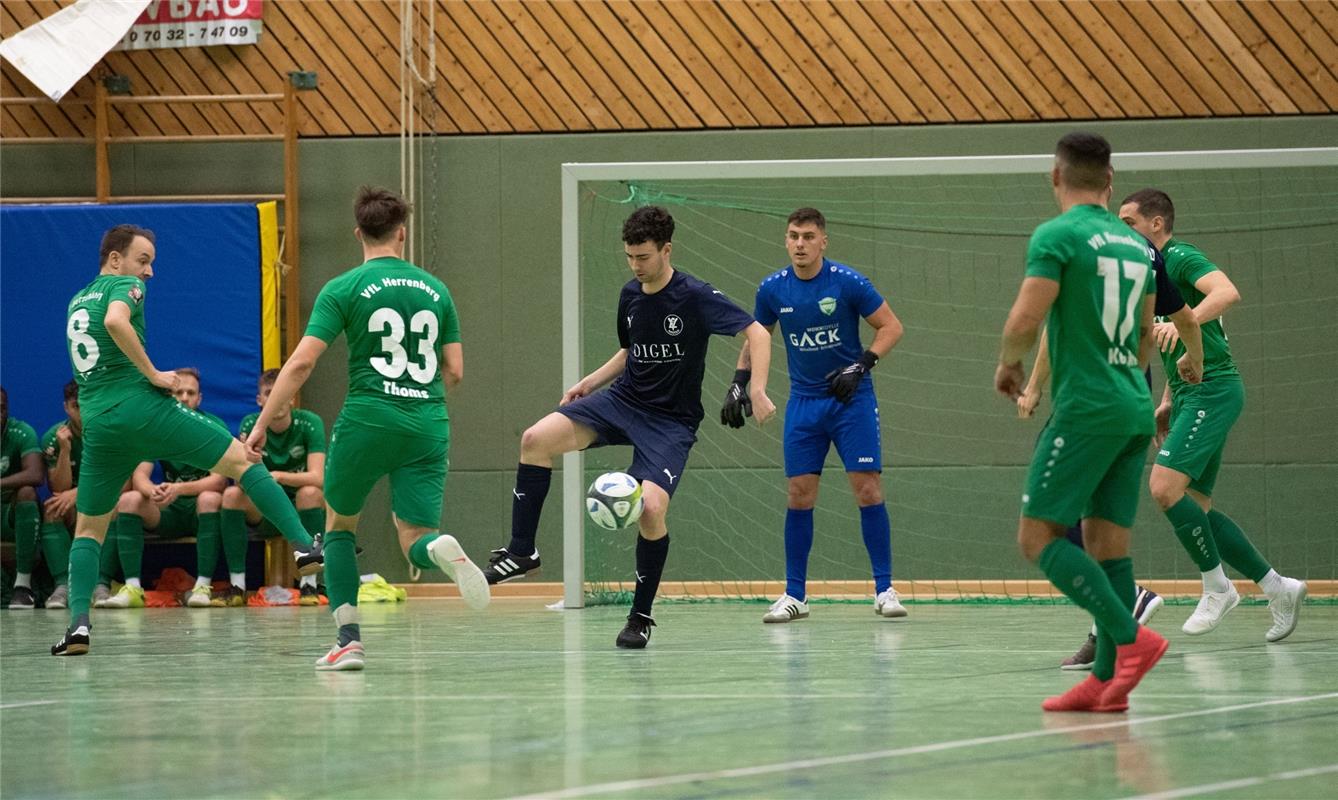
[783,388,882,477]
[557,390,697,497]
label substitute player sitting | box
[2,386,45,609]
[38,381,88,610]
[221,369,327,607]
[481,205,776,649]
[722,207,907,624]
[52,225,322,656]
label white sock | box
[1258,569,1284,595]
[13,572,31,588]
[1201,565,1230,594]
[125,577,142,590]
[194,575,211,589]
[300,574,317,588]
[230,572,246,590]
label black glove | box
[720,369,753,428]
[825,350,879,404]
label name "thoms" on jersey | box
[383,380,430,398]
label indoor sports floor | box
[2,600,1336,799]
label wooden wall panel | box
[3,1,1334,140]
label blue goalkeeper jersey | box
[754,259,884,398]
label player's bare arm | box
[741,321,775,424]
[1167,304,1204,384]
[997,276,1060,400]
[49,425,75,492]
[173,472,227,499]
[273,451,326,489]
[1153,270,1239,353]
[441,342,463,391]
[0,451,44,492]
[248,335,328,455]
[1018,328,1050,419]
[561,349,628,406]
[103,300,177,392]
[722,323,775,428]
[1138,294,1156,370]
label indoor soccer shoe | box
[762,594,809,623]
[616,613,655,649]
[293,538,324,577]
[213,585,246,607]
[1042,675,1127,713]
[428,535,491,610]
[1133,586,1164,625]
[186,585,213,608]
[299,583,321,606]
[7,585,36,609]
[1182,584,1240,635]
[51,625,90,656]
[1265,578,1307,643]
[875,588,908,618]
[483,547,541,585]
[45,585,69,610]
[92,584,111,608]
[315,640,365,671]
[1100,627,1169,710]
[1060,633,1097,671]
[102,584,145,609]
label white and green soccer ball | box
[585,471,644,530]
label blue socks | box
[783,509,814,601]
[860,503,893,594]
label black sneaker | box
[294,537,324,576]
[299,583,321,606]
[484,548,541,585]
[51,625,90,656]
[310,532,364,556]
[1060,633,1097,671]
[8,585,36,609]
[616,613,655,649]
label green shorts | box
[148,497,199,538]
[1155,377,1243,497]
[323,415,448,527]
[78,392,233,516]
[1022,423,1151,529]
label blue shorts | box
[557,390,697,497]
[783,389,882,477]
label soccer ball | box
[586,471,644,530]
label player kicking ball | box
[52,225,323,656]
[481,206,776,648]
[249,187,489,671]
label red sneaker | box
[1101,626,1169,709]
[1042,674,1128,713]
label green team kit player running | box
[250,187,490,671]
[1118,189,1306,641]
[996,133,1168,713]
[38,381,86,610]
[51,224,323,656]
[1,386,45,609]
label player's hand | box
[43,489,76,520]
[55,424,72,447]
[1176,353,1203,384]
[995,361,1025,401]
[243,428,267,462]
[1155,402,1173,447]
[1153,321,1180,353]
[749,388,776,425]
[150,370,179,392]
[1017,387,1042,418]
[720,369,753,428]
[825,350,878,404]
[560,380,591,406]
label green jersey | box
[2,417,41,501]
[66,274,154,420]
[1157,238,1240,395]
[160,409,229,483]
[305,256,460,439]
[239,409,326,473]
[41,420,83,487]
[1025,204,1156,435]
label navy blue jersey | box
[1146,234,1185,317]
[754,259,884,398]
[609,269,753,427]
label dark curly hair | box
[622,206,674,249]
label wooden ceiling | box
[3,1,1335,139]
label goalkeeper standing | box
[724,207,905,624]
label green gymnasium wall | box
[3,116,1335,586]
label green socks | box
[40,521,72,585]
[13,501,39,574]
[68,537,101,627]
[1208,509,1272,583]
[1038,538,1137,646]
[1092,557,1136,682]
[408,532,440,570]
[218,510,248,575]
[239,464,313,548]
[116,514,145,582]
[196,511,220,580]
[1165,494,1220,572]
[299,507,324,539]
[99,527,120,586]
[324,530,359,610]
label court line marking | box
[0,700,58,710]
[1125,763,1338,799]
[506,692,1338,800]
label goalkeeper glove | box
[720,369,753,428]
[825,350,879,404]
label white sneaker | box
[875,588,908,618]
[315,640,365,671]
[1182,584,1240,635]
[45,585,69,610]
[101,584,145,609]
[1265,578,1307,643]
[92,584,111,608]
[186,585,213,608]
[429,535,491,610]
[762,594,809,623]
